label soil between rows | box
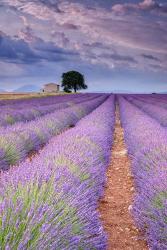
[99,108,148,250]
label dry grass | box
[0,92,67,100]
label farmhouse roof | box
[44,83,60,87]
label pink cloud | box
[139,0,158,10]
[112,0,161,13]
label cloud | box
[60,23,79,30]
[0,0,166,72]
[139,0,158,10]
[0,31,40,64]
[33,37,78,61]
[111,0,166,13]
[50,31,70,47]
[0,61,24,77]
[109,54,137,63]
[0,30,78,65]
[141,54,160,61]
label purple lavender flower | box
[119,95,167,249]
[0,95,115,249]
[0,95,107,170]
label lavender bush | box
[0,95,115,249]
[0,95,107,170]
[119,96,167,249]
[125,96,167,126]
[0,94,101,127]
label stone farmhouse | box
[42,83,60,93]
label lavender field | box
[0,93,167,250]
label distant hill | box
[14,85,40,93]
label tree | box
[63,86,72,93]
[61,71,87,93]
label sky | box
[0,0,167,93]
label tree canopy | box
[61,71,87,93]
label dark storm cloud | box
[141,54,160,61]
[109,54,137,63]
[60,23,79,30]
[0,31,77,64]
[33,37,76,56]
[0,31,40,64]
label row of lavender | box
[125,94,167,104]
[119,96,167,249]
[0,96,115,249]
[135,95,167,107]
[0,94,107,171]
[0,94,100,127]
[130,95,167,112]
[125,95,167,126]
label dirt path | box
[99,108,148,250]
